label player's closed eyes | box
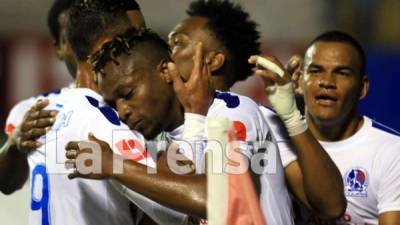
[122,90,134,99]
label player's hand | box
[167,42,215,115]
[286,55,304,96]
[10,99,56,154]
[65,133,114,180]
[248,55,292,87]
[248,55,307,136]
[248,55,296,116]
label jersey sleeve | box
[376,141,400,214]
[259,106,298,168]
[4,88,65,137]
[78,96,155,168]
[4,97,37,137]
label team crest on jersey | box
[115,139,148,162]
[344,167,369,197]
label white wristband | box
[268,83,307,136]
[182,113,206,141]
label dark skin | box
[98,46,183,140]
[55,10,77,78]
[66,43,210,218]
[0,8,73,195]
[71,11,160,225]
[300,42,400,224]
[64,16,344,220]
[169,16,346,218]
[169,16,226,90]
[0,99,56,194]
[1,7,157,224]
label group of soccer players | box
[1,0,399,225]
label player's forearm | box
[291,129,346,219]
[111,158,207,218]
[0,140,29,195]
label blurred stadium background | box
[0,0,399,224]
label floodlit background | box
[0,0,399,224]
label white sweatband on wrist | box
[268,82,307,136]
[181,113,207,172]
[182,113,206,141]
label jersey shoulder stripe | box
[371,119,400,137]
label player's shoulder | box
[8,96,37,116]
[210,91,269,138]
[54,88,102,108]
[61,88,123,127]
[365,116,400,142]
[212,91,260,113]
[362,117,400,162]
[10,85,73,113]
[258,105,276,115]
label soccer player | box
[0,0,74,196]
[168,0,345,219]
[66,24,293,224]
[0,1,160,225]
[279,31,400,225]
[66,1,198,224]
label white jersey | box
[5,85,74,137]
[168,91,294,225]
[6,87,154,225]
[285,116,400,225]
[258,106,296,168]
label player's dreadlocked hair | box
[308,30,366,76]
[68,0,140,61]
[90,27,170,76]
[187,0,260,87]
[47,0,73,46]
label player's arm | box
[0,100,56,194]
[65,133,206,218]
[249,55,346,219]
[379,212,400,225]
[112,155,206,218]
[0,141,30,194]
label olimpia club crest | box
[344,167,369,197]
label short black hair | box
[90,27,170,76]
[47,0,74,46]
[187,0,260,87]
[308,30,366,75]
[68,0,140,61]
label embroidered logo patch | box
[344,167,369,197]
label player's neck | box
[307,109,364,142]
[165,97,185,132]
[75,62,100,93]
[211,76,228,91]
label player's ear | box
[359,75,369,100]
[55,43,65,60]
[298,70,307,94]
[206,51,225,75]
[158,58,172,84]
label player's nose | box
[116,99,132,122]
